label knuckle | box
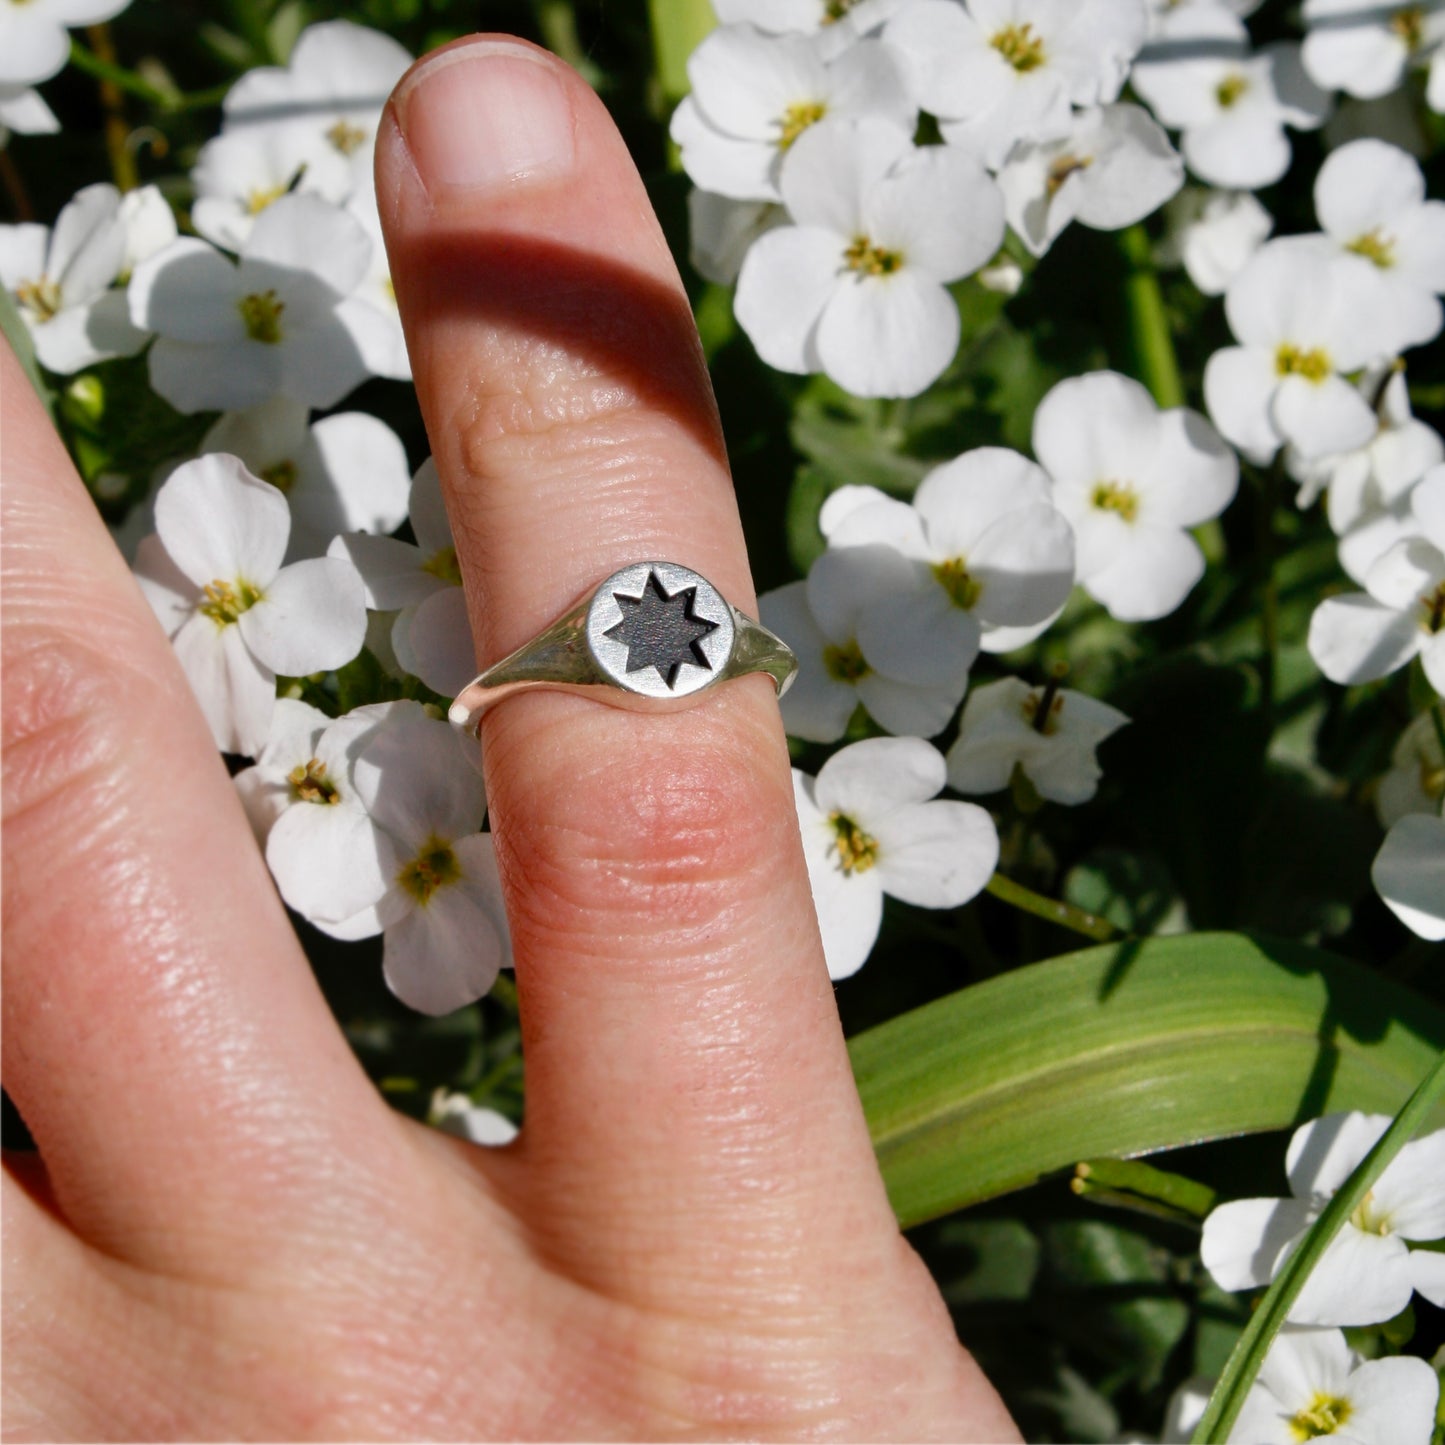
[1,628,132,832]
[493,706,791,960]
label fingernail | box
[394,38,575,197]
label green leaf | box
[1191,1045,1445,1443]
[850,932,1445,1229]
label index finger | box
[377,37,901,1306]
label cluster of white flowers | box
[681,0,1184,398]
[763,366,1243,974]
[1168,1110,1445,1445]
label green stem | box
[1256,464,1281,723]
[1429,701,1445,762]
[984,872,1120,943]
[1192,1047,1445,1443]
[69,39,170,105]
[1073,1157,1218,1221]
[87,25,138,193]
[1118,223,1184,410]
[647,0,716,105]
[68,40,230,113]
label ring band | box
[449,560,797,734]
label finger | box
[377,39,909,1309]
[0,343,393,1275]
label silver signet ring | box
[449,560,797,735]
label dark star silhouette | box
[604,571,719,688]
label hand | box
[1,36,1018,1442]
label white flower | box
[334,703,509,1016]
[670,25,913,201]
[946,675,1127,804]
[1312,138,1445,351]
[820,447,1076,669]
[1201,1111,1445,1325]
[761,546,973,742]
[1294,369,1442,585]
[735,116,1005,397]
[1302,0,1445,102]
[1290,367,1440,511]
[201,396,411,561]
[883,0,1149,170]
[237,701,409,929]
[0,84,59,145]
[334,166,411,382]
[1204,239,1406,465]
[428,1091,518,1146]
[1376,709,1445,827]
[0,0,131,86]
[116,184,177,276]
[996,103,1182,257]
[687,189,787,284]
[1131,8,1331,190]
[221,20,411,184]
[232,696,334,842]
[792,735,998,978]
[1373,806,1445,940]
[1158,186,1273,297]
[329,459,475,699]
[128,193,374,413]
[1229,1326,1439,1445]
[0,181,148,373]
[190,125,353,253]
[1033,370,1239,621]
[1308,466,1445,695]
[133,454,367,757]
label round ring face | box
[586,561,736,700]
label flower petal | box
[154,453,290,589]
[815,267,959,398]
[171,612,275,757]
[1200,1196,1313,1292]
[1307,593,1421,685]
[238,555,367,675]
[1372,813,1445,941]
[734,224,840,375]
[793,769,884,980]
[814,734,947,819]
[872,798,998,908]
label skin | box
[0,35,1019,1442]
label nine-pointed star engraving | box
[604,570,719,688]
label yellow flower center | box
[1349,1187,1393,1235]
[326,118,368,154]
[1420,580,1445,635]
[823,0,858,19]
[932,557,982,610]
[422,545,462,586]
[1022,689,1064,735]
[261,459,298,494]
[992,22,1045,72]
[1091,480,1139,522]
[829,811,879,874]
[1216,72,1249,107]
[15,275,61,322]
[1276,344,1332,382]
[287,757,341,804]
[246,183,287,215]
[1391,5,1426,49]
[1347,228,1396,267]
[397,834,462,905]
[844,236,904,275]
[1047,154,1091,196]
[777,99,827,149]
[1289,1392,1352,1439]
[823,639,871,682]
[199,578,262,626]
[238,289,285,344]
